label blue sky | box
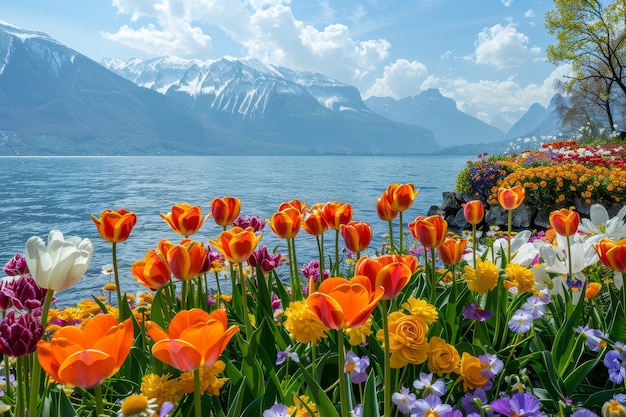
[2,0,571,125]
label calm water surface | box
[0,155,469,305]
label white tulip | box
[25,230,93,291]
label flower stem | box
[194,368,202,417]
[337,329,349,417]
[112,242,124,312]
[472,223,477,268]
[381,300,392,417]
[334,229,340,276]
[28,289,55,416]
[239,263,252,337]
[507,209,513,263]
[388,220,395,254]
[398,211,404,254]
[429,248,437,304]
[95,384,103,417]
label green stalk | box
[238,263,252,337]
[112,242,124,312]
[429,248,437,304]
[337,329,349,417]
[334,229,340,276]
[381,300,392,417]
[472,223,477,268]
[507,209,512,263]
[316,234,325,281]
[95,384,103,417]
[28,289,55,416]
[194,368,202,417]
[398,211,404,254]
[388,220,395,254]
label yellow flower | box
[464,258,499,295]
[402,297,439,323]
[345,317,372,346]
[179,360,229,395]
[103,283,117,292]
[427,336,460,377]
[377,311,430,368]
[141,373,183,407]
[118,394,158,417]
[293,394,319,417]
[283,300,329,344]
[503,263,535,294]
[457,352,489,391]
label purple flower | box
[206,250,226,271]
[0,279,15,312]
[490,393,546,417]
[300,260,329,282]
[3,253,29,276]
[392,386,417,414]
[443,412,464,417]
[159,402,175,417]
[263,403,290,417]
[522,295,548,319]
[271,293,282,310]
[276,345,299,365]
[479,353,504,379]
[0,311,43,357]
[576,326,608,352]
[603,350,626,384]
[462,304,493,321]
[233,215,266,232]
[570,409,599,417]
[462,389,488,415]
[508,309,533,333]
[249,246,282,273]
[344,351,370,384]
[353,404,363,417]
[411,395,453,417]
[9,275,48,311]
[413,372,446,397]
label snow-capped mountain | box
[103,56,439,154]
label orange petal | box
[58,350,116,389]
[152,339,202,372]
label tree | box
[546,0,626,131]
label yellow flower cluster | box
[141,373,184,409]
[345,317,372,346]
[503,263,535,294]
[179,361,229,395]
[402,296,439,323]
[283,300,329,344]
[464,258,500,295]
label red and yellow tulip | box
[385,183,418,212]
[268,207,302,239]
[209,226,263,264]
[146,309,239,372]
[409,215,448,249]
[211,196,241,228]
[306,276,384,329]
[131,249,172,290]
[549,208,580,237]
[355,255,415,300]
[160,203,210,237]
[158,239,207,281]
[497,186,525,210]
[594,238,626,272]
[376,193,398,221]
[463,200,484,225]
[321,201,353,230]
[438,238,468,266]
[341,221,373,253]
[37,314,133,389]
[302,208,328,236]
[278,199,307,214]
[91,209,137,243]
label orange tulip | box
[438,238,468,265]
[594,238,626,272]
[409,215,448,249]
[355,255,415,300]
[209,226,263,264]
[158,239,207,281]
[497,186,525,210]
[131,249,172,290]
[385,183,419,212]
[585,282,602,299]
[146,309,239,372]
[91,209,137,243]
[321,201,353,231]
[37,314,133,389]
[341,221,373,253]
[160,203,210,237]
[211,196,242,228]
[278,199,307,214]
[302,208,328,236]
[306,276,384,329]
[268,207,302,239]
[376,193,398,221]
[549,208,580,237]
[463,200,484,225]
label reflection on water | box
[0,155,468,305]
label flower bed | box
[0,162,625,417]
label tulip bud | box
[463,200,484,225]
[549,208,580,237]
[497,186,525,210]
[91,208,137,243]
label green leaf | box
[225,376,247,417]
[296,359,340,417]
[563,358,602,396]
[361,370,381,417]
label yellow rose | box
[402,297,438,323]
[427,336,460,377]
[377,311,429,368]
[457,352,489,391]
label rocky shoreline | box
[429,191,626,232]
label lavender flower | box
[479,353,504,378]
[0,311,43,357]
[249,246,282,273]
[3,253,29,276]
[522,295,548,319]
[603,350,626,384]
[576,326,608,352]
[233,215,266,232]
[344,351,370,384]
[300,260,329,282]
[263,403,290,417]
[462,389,488,415]
[508,309,533,333]
[413,372,446,397]
[392,386,417,414]
[462,303,493,321]
[411,394,453,417]
[571,409,599,417]
[276,345,299,365]
[353,404,363,417]
[490,393,546,417]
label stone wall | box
[428,192,626,232]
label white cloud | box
[363,59,428,99]
[524,9,535,18]
[501,0,514,6]
[103,0,390,84]
[474,23,539,70]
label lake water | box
[0,155,469,305]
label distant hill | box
[364,89,505,148]
[505,94,568,141]
[103,56,441,154]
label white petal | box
[589,204,609,227]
